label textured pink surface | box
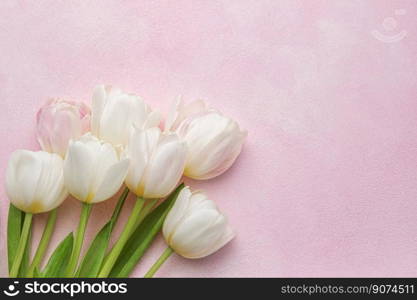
[1,1,417,277]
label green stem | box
[65,202,92,277]
[98,197,145,277]
[144,247,173,278]
[133,198,158,232]
[74,188,129,278]
[26,209,57,277]
[10,213,33,277]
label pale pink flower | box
[36,99,91,157]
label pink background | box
[1,1,417,277]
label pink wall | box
[1,1,417,277]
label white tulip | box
[5,150,68,213]
[163,187,234,259]
[165,98,247,180]
[91,85,161,147]
[64,133,129,203]
[124,126,187,198]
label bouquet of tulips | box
[5,85,246,278]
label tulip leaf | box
[109,187,129,232]
[77,221,112,277]
[18,229,32,277]
[7,204,23,273]
[42,232,74,278]
[109,184,184,277]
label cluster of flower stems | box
[9,186,174,278]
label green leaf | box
[109,184,184,277]
[109,187,129,232]
[77,221,112,278]
[42,233,74,278]
[7,204,23,273]
[18,229,32,277]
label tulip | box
[144,187,234,277]
[98,127,187,277]
[64,133,129,204]
[5,150,68,277]
[163,187,234,258]
[63,133,129,276]
[165,98,247,180]
[36,99,90,157]
[5,150,67,214]
[124,126,188,198]
[91,85,161,147]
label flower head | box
[91,85,160,147]
[163,187,234,258]
[124,126,187,198]
[5,150,68,213]
[36,99,90,157]
[64,133,129,203]
[166,98,246,179]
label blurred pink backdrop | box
[1,1,417,277]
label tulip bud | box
[162,187,234,259]
[124,126,187,198]
[36,99,91,158]
[91,85,161,147]
[64,133,129,203]
[5,150,68,213]
[165,98,247,180]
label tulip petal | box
[164,96,183,132]
[208,224,235,256]
[125,127,160,193]
[180,100,207,122]
[35,154,67,212]
[64,141,94,202]
[188,125,244,179]
[94,159,129,203]
[169,209,231,259]
[64,134,128,204]
[91,85,107,137]
[52,109,82,157]
[144,111,161,129]
[91,85,160,147]
[6,150,67,213]
[165,97,207,132]
[163,187,193,240]
[99,95,137,146]
[188,192,217,211]
[180,113,230,167]
[6,151,37,211]
[143,137,187,198]
[181,112,246,179]
[90,142,119,193]
[36,99,91,158]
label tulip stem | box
[66,203,92,277]
[98,197,145,277]
[26,209,57,277]
[144,247,173,278]
[10,213,33,277]
[133,198,159,232]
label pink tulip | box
[36,99,91,157]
